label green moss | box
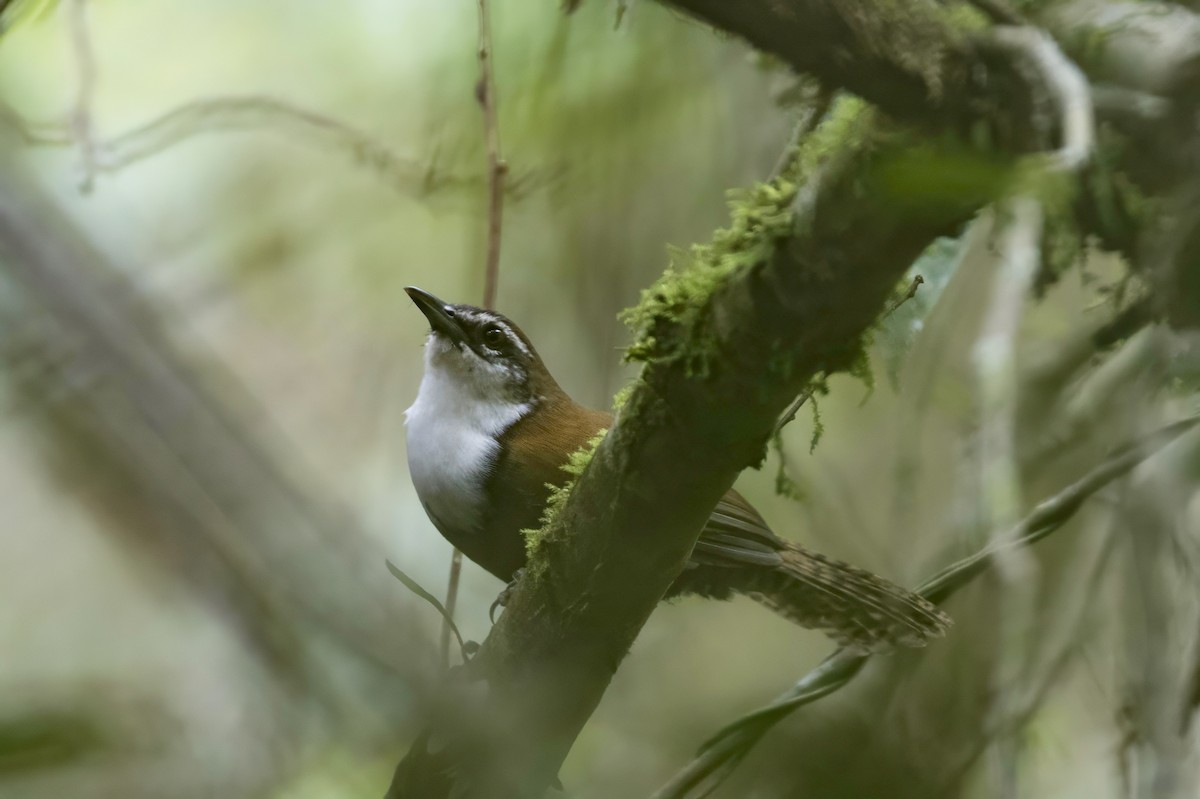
[619,183,797,375]
[792,96,873,182]
[610,383,636,414]
[620,97,874,376]
[771,431,806,501]
[807,393,826,453]
[520,430,607,578]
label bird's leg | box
[489,567,525,623]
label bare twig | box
[440,0,508,667]
[476,0,506,310]
[964,0,1026,26]
[0,95,547,199]
[882,273,925,317]
[440,561,465,669]
[0,173,431,696]
[1040,0,1200,98]
[66,0,97,191]
[652,416,1200,799]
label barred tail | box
[744,545,951,653]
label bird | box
[402,286,951,653]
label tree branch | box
[657,0,1062,143]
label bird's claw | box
[489,568,525,623]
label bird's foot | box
[489,568,525,624]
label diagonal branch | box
[653,416,1199,799]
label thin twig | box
[387,561,472,664]
[0,95,550,199]
[441,0,508,667]
[477,0,506,310]
[66,0,97,191]
[441,562,465,669]
[651,416,1200,799]
[881,273,925,317]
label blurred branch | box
[1119,423,1200,797]
[0,166,429,696]
[1022,297,1154,399]
[942,512,1118,788]
[977,27,1094,172]
[0,95,552,200]
[654,416,1200,799]
[0,684,172,777]
[1024,326,1165,466]
[973,196,1044,799]
[66,0,96,191]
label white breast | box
[404,357,529,537]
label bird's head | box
[405,286,553,405]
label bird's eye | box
[482,325,506,349]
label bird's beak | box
[405,286,469,347]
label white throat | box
[404,342,530,536]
